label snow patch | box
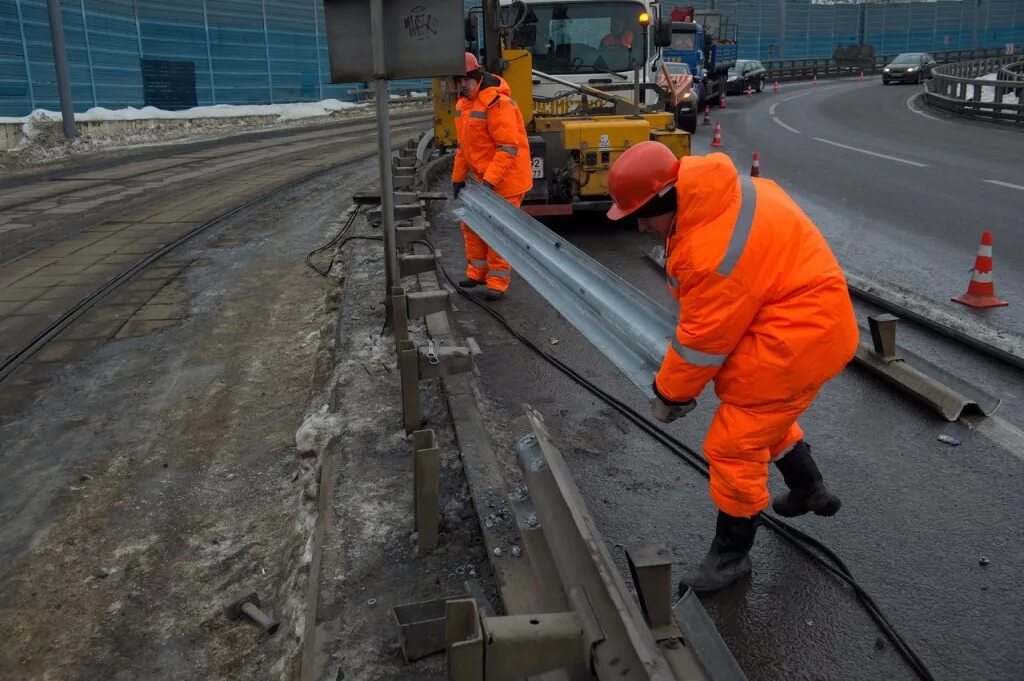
[295,404,347,455]
[0,99,360,125]
[962,72,1020,104]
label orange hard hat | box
[465,51,481,75]
[607,141,680,220]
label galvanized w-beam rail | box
[445,406,746,681]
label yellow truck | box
[432,0,689,217]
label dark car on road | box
[726,59,767,95]
[883,53,937,84]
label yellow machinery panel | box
[500,49,533,126]
[556,117,690,198]
[432,76,458,149]
[651,128,691,160]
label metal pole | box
[46,0,76,139]
[370,0,399,294]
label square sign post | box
[324,0,465,297]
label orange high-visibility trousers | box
[460,192,524,292]
[703,386,819,518]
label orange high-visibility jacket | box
[452,74,533,197]
[656,153,858,406]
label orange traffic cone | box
[859,71,865,81]
[773,80,780,94]
[719,91,727,108]
[750,151,760,177]
[745,84,753,96]
[711,121,724,148]
[952,231,1008,308]
[702,104,711,125]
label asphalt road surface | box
[431,77,1024,680]
[702,77,1024,335]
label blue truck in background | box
[660,8,738,107]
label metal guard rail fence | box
[924,56,1024,124]
[762,47,1009,83]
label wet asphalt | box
[428,80,1024,679]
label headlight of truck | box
[883,67,890,72]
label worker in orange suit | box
[607,142,858,595]
[452,52,533,301]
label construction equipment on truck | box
[660,5,738,108]
[430,0,692,216]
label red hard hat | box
[465,52,481,75]
[607,141,680,220]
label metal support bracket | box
[418,344,475,380]
[868,313,900,363]
[626,545,674,629]
[446,599,484,681]
[413,429,439,551]
[481,611,588,681]
[399,253,438,278]
[407,289,452,319]
[396,226,428,246]
[394,203,422,220]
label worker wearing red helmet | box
[607,143,858,594]
[452,52,533,300]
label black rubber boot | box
[485,288,505,301]
[677,511,758,596]
[772,440,842,517]
[458,278,484,289]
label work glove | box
[453,182,466,200]
[650,381,696,424]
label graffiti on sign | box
[404,6,440,40]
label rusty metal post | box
[868,313,900,363]
[413,429,439,551]
[446,599,484,681]
[390,286,409,346]
[398,340,420,434]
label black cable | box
[330,228,935,679]
[413,237,936,681]
[305,206,364,276]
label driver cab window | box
[522,2,645,75]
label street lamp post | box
[639,11,650,88]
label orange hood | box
[674,153,740,230]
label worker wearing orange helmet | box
[607,142,858,595]
[452,52,533,300]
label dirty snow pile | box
[0,98,363,126]
[962,73,1020,104]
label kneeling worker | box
[452,52,533,301]
[606,143,858,595]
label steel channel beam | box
[516,406,679,680]
[456,185,675,394]
[413,429,440,551]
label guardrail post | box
[446,599,484,681]
[398,339,421,433]
[868,313,900,364]
[413,429,439,552]
[390,286,409,346]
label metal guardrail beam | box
[925,56,1024,123]
[455,184,673,394]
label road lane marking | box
[769,102,778,115]
[961,414,1024,463]
[782,91,813,103]
[984,179,1024,191]
[905,93,943,122]
[813,137,929,167]
[772,117,801,134]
